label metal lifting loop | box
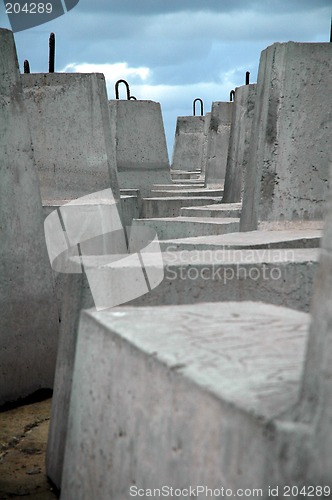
[245,71,250,85]
[130,96,137,100]
[193,98,204,116]
[230,90,235,102]
[115,79,131,100]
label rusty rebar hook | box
[230,90,235,102]
[245,71,250,85]
[49,33,55,73]
[115,79,131,100]
[24,60,30,74]
[193,98,204,116]
[130,96,137,100]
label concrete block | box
[289,161,332,484]
[171,116,209,172]
[205,102,233,187]
[240,42,331,231]
[109,99,171,197]
[22,73,121,204]
[128,247,318,312]
[170,170,203,180]
[130,217,240,240]
[46,243,317,487]
[0,29,59,404]
[153,182,205,190]
[60,302,309,499]
[223,84,257,203]
[180,202,242,218]
[150,188,224,198]
[121,195,140,228]
[141,196,224,218]
[160,228,322,251]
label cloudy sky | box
[1,0,330,157]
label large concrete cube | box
[60,302,310,499]
[22,72,121,203]
[205,102,233,187]
[0,29,59,404]
[171,115,209,172]
[109,99,171,197]
[240,42,331,231]
[223,84,257,203]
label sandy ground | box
[0,397,58,499]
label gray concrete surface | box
[60,302,309,499]
[150,188,224,198]
[153,182,205,190]
[180,203,242,218]
[141,196,223,218]
[109,99,170,196]
[170,170,203,180]
[128,247,318,312]
[223,84,257,203]
[205,102,233,187]
[22,73,121,205]
[46,243,317,487]
[0,29,59,404]
[46,273,91,489]
[240,42,331,231]
[159,228,322,251]
[121,195,140,228]
[171,116,209,172]
[289,164,332,484]
[130,217,240,239]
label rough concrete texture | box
[205,102,233,187]
[120,195,140,228]
[170,170,203,180]
[171,116,209,172]
[288,164,332,485]
[141,196,223,218]
[60,302,309,499]
[128,247,317,312]
[240,42,331,231]
[0,29,59,404]
[153,182,205,190]
[223,84,257,203]
[180,203,242,218]
[22,72,121,204]
[130,217,239,240]
[46,243,317,487]
[159,229,322,251]
[150,187,223,198]
[46,273,91,489]
[109,99,170,197]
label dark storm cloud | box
[77,0,331,15]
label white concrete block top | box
[85,301,309,420]
[162,228,322,250]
